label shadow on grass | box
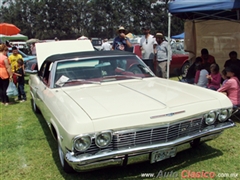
[81,144,223,180]
[25,79,29,85]
[33,108,224,180]
[8,97,22,105]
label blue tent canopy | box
[169,0,240,20]
[171,32,184,39]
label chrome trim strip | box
[150,110,186,119]
[74,158,124,172]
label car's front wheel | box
[58,142,75,173]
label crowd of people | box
[183,49,240,107]
[0,44,26,106]
[1,25,240,108]
[102,26,172,79]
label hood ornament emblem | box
[150,110,185,119]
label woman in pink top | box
[206,63,221,90]
[0,44,12,105]
[217,66,240,106]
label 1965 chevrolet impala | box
[29,40,235,173]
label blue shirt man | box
[112,26,132,51]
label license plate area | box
[150,147,177,163]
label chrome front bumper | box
[65,120,235,172]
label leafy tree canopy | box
[1,0,184,40]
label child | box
[194,61,209,88]
[182,57,202,84]
[206,63,221,90]
[14,59,26,102]
[221,69,228,86]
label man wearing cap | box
[112,26,132,51]
[154,33,172,78]
[140,26,156,72]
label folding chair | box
[231,105,240,121]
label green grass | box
[1,76,240,180]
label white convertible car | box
[29,40,235,173]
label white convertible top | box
[36,40,94,70]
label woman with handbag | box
[0,44,12,106]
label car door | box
[34,61,52,114]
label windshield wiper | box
[101,75,143,81]
[57,79,101,86]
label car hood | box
[36,40,94,70]
[63,78,218,120]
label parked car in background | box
[24,58,37,74]
[91,37,102,50]
[29,40,235,173]
[9,41,31,55]
[170,42,190,76]
[132,43,142,59]
[10,41,27,49]
[130,37,141,44]
[8,47,36,62]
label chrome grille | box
[151,127,168,143]
[80,118,205,155]
[113,118,203,149]
[113,132,135,148]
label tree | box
[1,0,184,40]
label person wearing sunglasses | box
[139,26,156,72]
[112,26,132,51]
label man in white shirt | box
[101,39,111,51]
[139,26,156,72]
[154,33,172,78]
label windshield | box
[54,56,155,87]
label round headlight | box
[95,131,112,148]
[74,136,91,152]
[204,111,216,125]
[218,109,229,122]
